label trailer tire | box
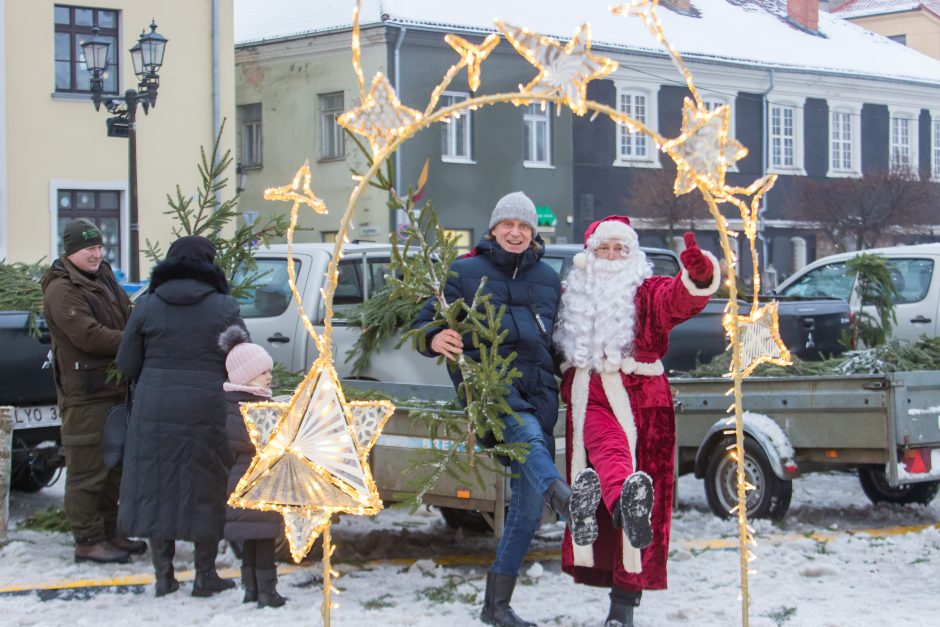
[438,507,494,533]
[704,436,792,520]
[857,466,940,505]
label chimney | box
[788,0,820,32]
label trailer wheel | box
[857,466,940,505]
[704,437,792,520]
[438,507,494,533]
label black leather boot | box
[150,538,179,597]
[192,540,236,597]
[255,568,287,608]
[241,566,258,603]
[480,571,535,627]
[546,468,601,546]
[605,587,641,627]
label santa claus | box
[553,216,720,627]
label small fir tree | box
[845,253,899,348]
[143,119,290,298]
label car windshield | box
[542,248,680,279]
[779,262,852,300]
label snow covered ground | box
[2,470,939,626]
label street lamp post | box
[81,21,168,283]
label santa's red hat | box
[572,215,637,269]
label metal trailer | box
[350,372,940,534]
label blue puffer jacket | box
[413,236,561,442]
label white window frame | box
[319,92,346,161]
[614,84,659,168]
[523,102,552,168]
[888,106,919,174]
[827,101,862,178]
[767,100,806,175]
[48,179,129,272]
[932,115,940,181]
[702,94,737,172]
[239,103,262,168]
[440,91,473,163]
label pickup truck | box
[350,371,940,532]
[0,311,62,492]
[773,243,940,343]
[245,242,850,379]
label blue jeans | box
[490,411,562,577]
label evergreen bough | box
[143,118,290,299]
[346,132,529,511]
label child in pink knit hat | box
[218,325,286,608]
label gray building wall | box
[392,28,574,245]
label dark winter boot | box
[546,468,601,546]
[605,587,641,627]
[616,472,654,549]
[255,568,287,608]
[74,541,130,564]
[192,540,236,597]
[150,538,179,597]
[241,566,258,603]
[480,572,535,627]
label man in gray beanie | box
[413,192,601,627]
[40,219,140,563]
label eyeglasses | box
[594,242,627,257]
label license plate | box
[13,405,62,429]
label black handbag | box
[102,383,131,469]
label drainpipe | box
[759,69,775,290]
[393,27,407,231]
[213,0,222,208]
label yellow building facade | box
[0,0,235,279]
[838,4,940,61]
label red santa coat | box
[561,261,719,592]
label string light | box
[494,21,618,115]
[245,1,794,624]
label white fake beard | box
[554,250,653,372]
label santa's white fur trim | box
[592,220,635,243]
[572,252,588,269]
[600,371,642,574]
[680,250,721,296]
[620,357,664,377]
[569,368,595,567]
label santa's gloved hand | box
[679,232,714,287]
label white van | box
[773,243,940,342]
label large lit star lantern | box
[229,356,393,561]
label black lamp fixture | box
[80,20,168,283]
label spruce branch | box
[145,118,291,299]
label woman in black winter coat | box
[218,325,286,608]
[116,236,242,598]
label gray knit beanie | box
[488,192,538,232]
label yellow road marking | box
[2,521,937,594]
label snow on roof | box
[833,0,940,19]
[235,0,940,85]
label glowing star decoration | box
[725,303,792,377]
[661,98,747,195]
[444,33,500,92]
[263,161,327,215]
[230,358,392,516]
[280,508,332,564]
[611,0,656,19]
[337,72,422,157]
[495,21,618,115]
